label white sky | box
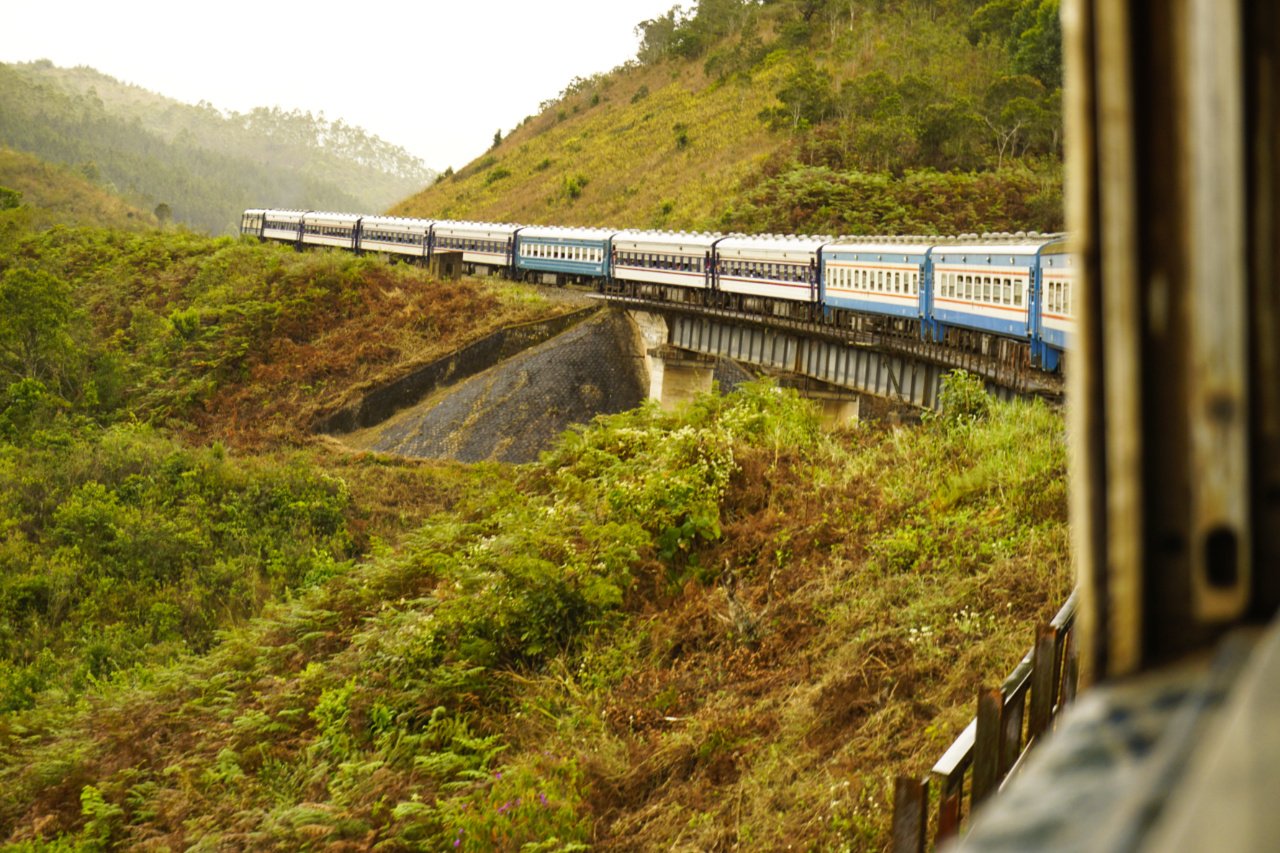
[4,0,681,170]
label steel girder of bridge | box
[602,295,1050,409]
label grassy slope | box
[0,387,1072,851]
[0,216,575,712]
[394,3,1060,235]
[396,59,786,231]
[0,146,156,231]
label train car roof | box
[716,234,832,252]
[432,220,522,233]
[932,242,1063,257]
[362,215,432,228]
[303,211,362,223]
[519,225,616,241]
[611,229,723,247]
[824,240,936,255]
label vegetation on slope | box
[0,147,155,232]
[0,61,435,234]
[0,208,571,707]
[0,184,1071,848]
[0,378,1071,850]
[396,0,1065,236]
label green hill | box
[0,61,435,235]
[0,145,156,231]
[395,0,1064,235]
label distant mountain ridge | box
[0,61,436,234]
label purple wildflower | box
[539,792,548,807]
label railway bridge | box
[597,294,1063,419]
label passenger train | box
[241,208,1075,372]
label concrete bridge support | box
[647,345,717,411]
[798,387,861,428]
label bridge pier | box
[646,344,717,411]
[791,386,861,428]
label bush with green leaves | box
[0,423,356,707]
[936,369,993,426]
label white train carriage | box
[1038,245,1076,357]
[262,209,308,244]
[930,243,1043,341]
[821,240,932,323]
[240,208,266,238]
[714,235,830,314]
[301,211,362,251]
[611,230,720,301]
[516,225,615,283]
[431,221,521,272]
[359,215,431,258]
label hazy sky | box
[5,0,680,170]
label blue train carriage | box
[820,238,933,335]
[1035,240,1076,372]
[359,215,432,260]
[515,225,615,285]
[431,221,522,275]
[609,229,722,303]
[929,239,1049,366]
[714,234,831,319]
[301,211,362,251]
[240,208,266,238]
[261,209,309,246]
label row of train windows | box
[1043,280,1074,316]
[265,220,298,230]
[938,272,1026,309]
[306,225,352,237]
[524,243,603,263]
[827,266,920,296]
[616,252,704,273]
[437,237,505,253]
[365,230,422,245]
[721,261,809,283]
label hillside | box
[394,0,1064,235]
[0,146,156,231]
[0,190,1072,848]
[0,61,435,234]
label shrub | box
[936,370,992,426]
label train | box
[241,208,1075,372]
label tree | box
[967,0,1063,88]
[154,202,171,224]
[981,75,1048,168]
[759,57,837,132]
[0,267,84,397]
